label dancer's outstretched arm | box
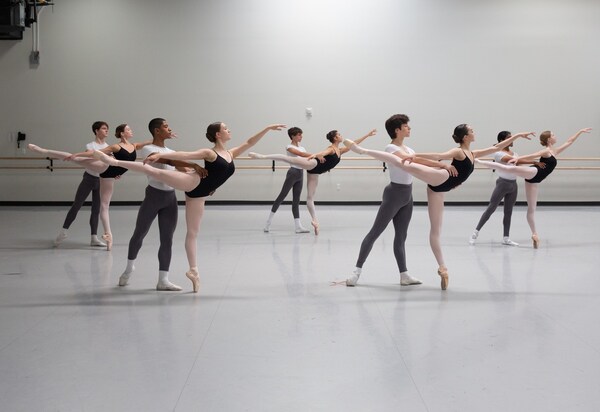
[145,148,215,164]
[230,124,287,158]
[472,132,535,158]
[554,128,592,156]
[339,129,377,155]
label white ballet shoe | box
[346,270,360,287]
[90,235,106,247]
[156,281,182,291]
[54,231,67,247]
[295,225,310,234]
[502,237,519,247]
[400,274,422,286]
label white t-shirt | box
[286,144,307,169]
[493,150,517,181]
[140,145,176,191]
[85,141,109,177]
[386,143,414,185]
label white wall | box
[1,0,599,203]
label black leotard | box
[100,146,136,178]
[428,151,474,193]
[307,152,341,175]
[185,151,235,198]
[525,155,556,184]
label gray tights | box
[356,183,413,273]
[128,186,178,271]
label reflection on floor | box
[1,205,599,411]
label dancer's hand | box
[444,164,458,177]
[579,128,592,134]
[193,165,208,178]
[517,132,535,140]
[534,161,546,169]
[366,129,377,138]
[266,124,287,132]
[508,157,519,165]
[401,154,415,164]
[144,152,161,164]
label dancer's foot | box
[437,266,449,290]
[93,150,118,166]
[343,139,366,154]
[186,268,200,293]
[295,225,310,234]
[468,230,478,245]
[400,273,422,286]
[502,237,519,247]
[346,269,361,287]
[90,235,106,247]
[156,281,183,291]
[531,234,539,249]
[263,222,270,233]
[248,152,266,159]
[54,230,67,247]
[28,144,48,154]
[102,233,113,251]
[311,220,319,235]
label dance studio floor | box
[1,204,599,411]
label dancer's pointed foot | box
[186,268,200,293]
[437,266,449,290]
[531,234,539,249]
[311,220,320,235]
[28,144,48,154]
[93,150,118,166]
[248,152,266,159]
[343,139,366,154]
[102,232,113,251]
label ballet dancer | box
[469,130,545,247]
[53,121,109,248]
[249,128,377,235]
[29,124,152,251]
[345,125,534,290]
[263,126,312,234]
[93,122,286,293]
[346,114,457,287]
[475,127,592,248]
[119,118,207,291]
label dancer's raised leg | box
[28,144,108,173]
[344,140,448,187]
[93,151,200,192]
[248,152,318,170]
[184,197,205,292]
[427,188,449,290]
[525,182,540,248]
[306,174,320,235]
[475,159,537,180]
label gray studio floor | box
[1,204,599,412]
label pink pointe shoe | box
[186,268,200,293]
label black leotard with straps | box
[100,146,136,178]
[525,155,556,184]
[307,152,341,175]
[185,151,235,198]
[428,151,474,193]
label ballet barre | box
[1,156,600,172]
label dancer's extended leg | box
[28,144,107,173]
[427,188,449,290]
[93,151,200,192]
[344,140,448,187]
[306,174,319,235]
[248,152,318,170]
[475,159,537,180]
[183,196,205,292]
